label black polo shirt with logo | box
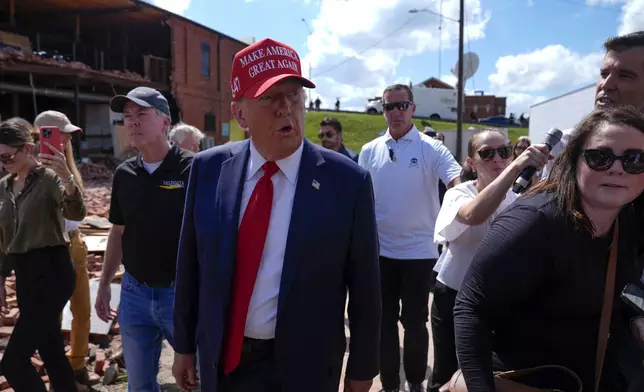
[108,144,194,287]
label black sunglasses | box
[477,146,512,161]
[383,101,412,112]
[582,149,644,174]
[0,146,23,164]
[318,131,336,139]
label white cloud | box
[586,0,644,35]
[439,74,458,87]
[149,0,192,15]
[488,45,603,93]
[303,0,491,110]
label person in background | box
[513,136,531,159]
[429,129,550,391]
[433,132,445,144]
[0,118,86,392]
[95,87,194,392]
[512,136,539,191]
[172,37,380,392]
[542,31,644,179]
[32,111,97,390]
[318,117,359,162]
[454,106,644,391]
[168,122,205,153]
[359,83,462,392]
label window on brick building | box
[204,112,216,132]
[201,42,211,78]
[497,105,503,113]
[485,104,491,113]
[473,104,479,112]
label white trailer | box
[365,86,458,121]
[529,84,595,143]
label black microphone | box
[512,128,563,194]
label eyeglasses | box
[582,149,644,174]
[477,146,512,161]
[318,131,336,139]
[0,146,23,164]
[383,101,412,112]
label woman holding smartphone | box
[0,118,85,392]
[33,111,94,389]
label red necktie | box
[222,161,279,374]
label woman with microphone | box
[454,106,644,391]
[430,129,550,391]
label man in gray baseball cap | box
[109,87,170,116]
[97,86,193,391]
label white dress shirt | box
[240,140,303,339]
[358,126,462,259]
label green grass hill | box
[230,110,528,153]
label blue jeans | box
[119,271,174,392]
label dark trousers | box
[218,338,281,392]
[1,246,77,392]
[429,281,459,391]
[379,256,436,389]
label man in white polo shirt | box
[359,84,461,392]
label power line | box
[312,14,421,78]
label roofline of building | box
[530,83,595,109]
[129,0,249,48]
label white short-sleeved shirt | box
[359,126,462,260]
[433,181,518,290]
[540,127,573,179]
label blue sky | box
[151,0,643,116]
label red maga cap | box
[230,38,315,101]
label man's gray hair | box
[168,122,205,143]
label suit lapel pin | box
[312,179,320,190]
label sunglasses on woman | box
[0,146,23,164]
[582,149,644,174]
[477,146,512,161]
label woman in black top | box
[454,106,644,392]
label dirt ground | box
[91,296,437,392]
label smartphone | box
[621,283,644,316]
[39,126,62,155]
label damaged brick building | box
[0,0,247,158]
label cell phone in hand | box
[39,126,62,156]
[621,283,644,316]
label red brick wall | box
[167,17,247,144]
[464,95,506,119]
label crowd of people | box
[0,29,643,392]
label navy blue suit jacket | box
[173,138,381,392]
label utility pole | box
[301,18,314,104]
[456,0,464,163]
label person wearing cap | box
[0,118,86,391]
[33,111,97,389]
[172,38,381,392]
[94,87,194,391]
